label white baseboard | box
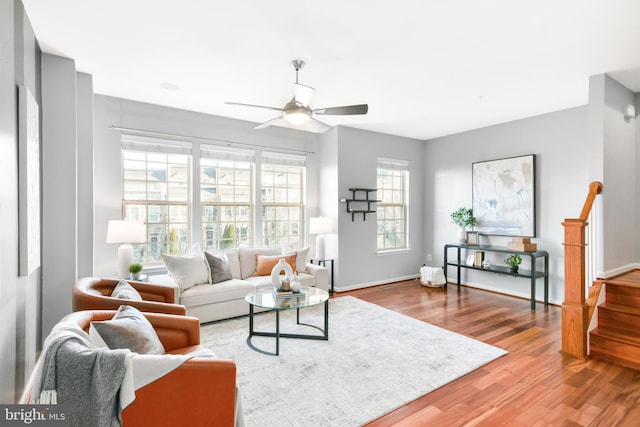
[452,280,563,306]
[597,263,640,279]
[334,274,419,292]
[334,274,562,306]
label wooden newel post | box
[561,218,589,359]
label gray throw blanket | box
[38,334,130,427]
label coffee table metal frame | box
[245,286,329,356]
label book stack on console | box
[474,251,484,267]
[507,237,537,252]
[272,289,305,301]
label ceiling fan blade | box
[225,102,283,112]
[253,116,284,130]
[302,117,334,133]
[313,104,368,116]
[294,83,315,107]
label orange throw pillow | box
[254,254,297,276]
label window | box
[200,147,254,252]
[120,136,307,265]
[377,158,408,251]
[122,145,191,263]
[261,152,306,249]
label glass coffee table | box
[245,286,329,356]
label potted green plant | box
[504,254,522,273]
[451,207,476,243]
[129,262,143,280]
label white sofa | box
[149,247,329,323]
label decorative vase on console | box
[450,207,476,244]
[271,258,294,290]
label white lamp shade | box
[309,217,332,235]
[106,220,146,244]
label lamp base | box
[316,234,326,260]
[117,244,134,279]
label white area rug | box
[200,296,507,427]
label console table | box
[444,244,549,310]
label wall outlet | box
[426,253,432,262]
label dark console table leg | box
[530,254,536,310]
[275,310,280,356]
[456,247,462,285]
[544,255,549,306]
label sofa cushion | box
[254,253,297,276]
[283,247,310,273]
[238,247,281,279]
[161,244,210,291]
[179,279,255,308]
[111,280,143,301]
[223,249,241,279]
[295,272,317,287]
[204,252,233,284]
[90,305,165,355]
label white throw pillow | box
[282,247,310,273]
[160,244,210,291]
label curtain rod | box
[109,126,315,156]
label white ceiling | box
[21,0,640,140]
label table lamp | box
[106,220,146,278]
[309,217,332,259]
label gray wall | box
[0,0,41,403]
[587,74,638,276]
[39,57,96,338]
[333,126,425,290]
[637,92,640,262]
[600,75,637,274]
[41,54,78,337]
[424,106,589,304]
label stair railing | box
[561,181,602,359]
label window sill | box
[377,248,412,256]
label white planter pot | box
[457,226,466,243]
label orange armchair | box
[73,277,186,316]
[33,310,237,427]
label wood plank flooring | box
[338,280,640,427]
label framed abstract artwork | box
[472,154,536,237]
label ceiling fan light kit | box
[226,59,368,133]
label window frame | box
[376,158,409,253]
[121,147,192,264]
[119,136,308,266]
[260,153,306,250]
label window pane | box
[376,165,408,251]
[261,163,305,249]
[200,157,254,251]
[122,150,191,263]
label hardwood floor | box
[338,280,640,427]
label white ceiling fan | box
[226,60,368,133]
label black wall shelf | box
[340,188,380,221]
